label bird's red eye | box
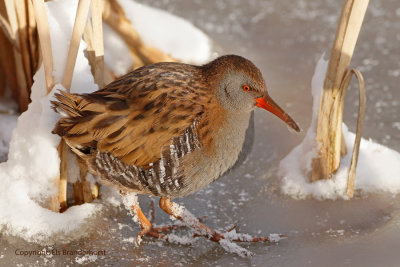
[243,85,250,92]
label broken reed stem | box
[26,0,39,72]
[340,69,366,198]
[0,64,5,96]
[0,7,18,99]
[31,0,54,93]
[0,12,19,50]
[58,141,69,212]
[102,0,176,70]
[102,0,144,68]
[90,0,104,88]
[62,0,91,91]
[4,0,17,41]
[4,0,30,111]
[58,0,91,211]
[311,0,369,182]
[15,1,34,90]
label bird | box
[52,54,300,247]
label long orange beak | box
[256,94,300,132]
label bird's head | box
[205,55,300,132]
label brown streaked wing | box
[54,62,209,168]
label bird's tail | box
[51,90,85,137]
[51,90,83,118]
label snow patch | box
[121,192,139,223]
[164,233,197,245]
[75,255,98,265]
[218,239,253,258]
[119,0,212,64]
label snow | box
[218,239,254,258]
[279,56,400,200]
[75,255,98,265]
[118,0,212,64]
[162,233,197,245]
[121,192,139,223]
[0,0,212,244]
[103,23,133,76]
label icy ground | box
[1,0,400,266]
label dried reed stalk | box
[0,64,5,96]
[0,0,40,110]
[80,0,105,201]
[31,0,54,93]
[58,141,68,212]
[312,0,369,182]
[84,0,108,87]
[0,27,17,98]
[2,0,30,112]
[60,0,92,209]
[0,9,18,50]
[337,69,366,198]
[15,1,34,91]
[90,0,104,88]
[103,0,177,70]
[26,0,40,72]
[80,165,93,203]
[62,0,91,91]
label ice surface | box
[280,57,400,200]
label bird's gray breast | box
[227,111,254,172]
[176,111,253,197]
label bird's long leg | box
[121,192,186,243]
[130,200,153,239]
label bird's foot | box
[132,200,187,244]
[122,193,282,257]
[159,197,284,257]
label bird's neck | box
[213,111,251,166]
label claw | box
[149,200,155,224]
[222,223,238,233]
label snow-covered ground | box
[0,0,399,266]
